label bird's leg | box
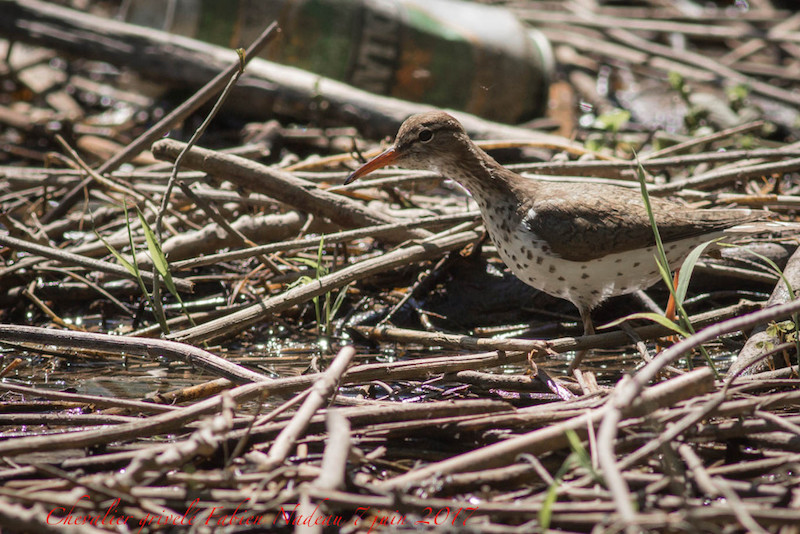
[582,311,596,337]
[567,308,594,373]
[665,269,681,322]
[663,269,681,347]
[460,230,489,259]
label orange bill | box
[344,147,399,184]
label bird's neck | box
[450,143,532,208]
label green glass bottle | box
[125,0,553,123]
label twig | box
[0,323,269,383]
[0,232,194,292]
[375,368,713,490]
[0,382,176,413]
[596,296,800,529]
[151,139,432,241]
[39,18,280,224]
[172,212,477,270]
[168,229,481,344]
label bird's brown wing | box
[520,182,756,262]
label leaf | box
[101,203,155,318]
[287,275,314,290]
[235,48,246,73]
[137,210,165,276]
[123,201,138,266]
[112,201,141,278]
[766,323,778,338]
[755,340,775,352]
[668,71,684,90]
[291,257,319,269]
[290,256,329,275]
[727,83,749,103]
[595,109,631,133]
[600,312,690,337]
[634,156,720,375]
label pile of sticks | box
[0,1,799,532]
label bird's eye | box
[418,129,433,143]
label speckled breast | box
[478,201,716,311]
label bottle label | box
[348,0,402,95]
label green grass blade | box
[98,233,138,277]
[719,243,800,365]
[719,243,795,297]
[565,430,592,472]
[138,210,172,284]
[538,454,575,529]
[292,257,318,269]
[123,202,138,269]
[635,159,670,278]
[316,236,325,278]
[676,240,718,306]
[634,155,718,376]
[538,475,560,529]
[136,207,186,319]
[105,203,159,326]
[132,207,171,332]
[314,236,326,335]
[138,208,195,326]
[600,312,690,337]
[330,283,351,321]
[655,253,674,293]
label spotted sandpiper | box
[346,112,760,351]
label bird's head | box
[345,111,471,184]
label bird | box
[345,111,763,355]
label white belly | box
[486,216,713,311]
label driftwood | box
[729,245,800,376]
